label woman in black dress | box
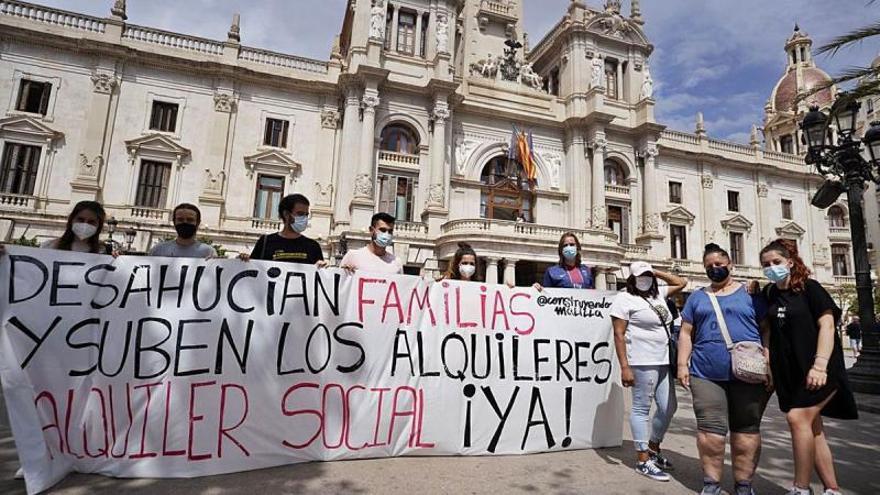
[759,239,857,495]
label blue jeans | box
[630,365,677,452]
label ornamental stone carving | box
[639,64,654,100]
[540,151,562,189]
[362,94,381,112]
[77,154,102,178]
[701,174,714,189]
[321,108,340,129]
[428,184,445,205]
[519,63,543,90]
[642,213,660,234]
[757,183,769,198]
[354,173,374,198]
[432,101,450,124]
[436,13,450,53]
[591,205,607,229]
[470,53,500,79]
[213,92,235,113]
[454,136,479,175]
[369,0,386,40]
[111,0,127,20]
[90,73,117,94]
[314,182,334,205]
[590,137,608,153]
[203,169,225,194]
[590,55,604,89]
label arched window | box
[380,124,419,154]
[604,161,626,185]
[480,156,535,222]
[828,205,847,228]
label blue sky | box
[37,0,876,143]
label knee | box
[786,411,814,431]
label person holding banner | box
[610,261,688,482]
[340,212,403,274]
[441,242,481,282]
[677,243,771,495]
[533,232,593,290]
[42,200,112,254]
[759,239,856,495]
[240,193,326,266]
[149,203,217,258]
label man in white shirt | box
[340,212,403,274]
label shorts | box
[690,376,770,436]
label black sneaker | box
[635,460,670,482]
[649,450,674,471]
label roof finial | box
[111,0,127,21]
[794,23,800,32]
[227,13,241,43]
[749,124,759,147]
[696,112,706,136]
[631,0,643,23]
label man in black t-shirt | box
[845,316,862,358]
[239,194,325,266]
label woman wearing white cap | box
[609,261,688,482]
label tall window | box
[380,124,419,154]
[604,162,626,185]
[779,135,795,154]
[384,6,393,50]
[397,11,416,55]
[604,60,619,99]
[253,174,284,219]
[135,160,172,208]
[607,205,629,244]
[149,101,179,133]
[264,118,290,148]
[419,13,429,57]
[831,244,850,276]
[729,232,744,265]
[828,205,847,228]
[378,174,416,222]
[668,181,682,204]
[670,225,687,259]
[781,199,793,220]
[16,80,51,115]
[727,190,740,212]
[480,157,534,222]
[0,143,41,195]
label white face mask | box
[71,222,98,240]
[459,264,476,278]
[635,275,654,292]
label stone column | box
[351,89,381,229]
[334,86,363,229]
[70,70,118,203]
[424,97,450,234]
[414,10,424,57]
[390,5,400,52]
[503,258,518,287]
[197,89,236,229]
[565,127,588,228]
[485,257,499,285]
[589,138,608,229]
[640,144,660,236]
[594,268,607,290]
[312,106,341,236]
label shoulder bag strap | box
[260,234,268,260]
[640,295,673,342]
[705,290,734,350]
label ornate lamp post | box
[801,98,880,393]
[123,229,137,254]
[105,216,119,254]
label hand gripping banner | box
[0,247,624,494]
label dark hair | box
[172,203,201,224]
[371,212,396,228]
[557,232,582,267]
[277,194,310,219]
[702,243,730,263]
[760,238,811,292]
[57,201,106,253]
[443,242,480,281]
[625,273,659,298]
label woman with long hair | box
[535,232,594,290]
[678,243,771,495]
[41,200,108,253]
[759,238,857,495]
[610,261,688,482]
[442,242,480,282]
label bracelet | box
[814,355,830,361]
[811,366,827,374]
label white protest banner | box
[0,246,624,494]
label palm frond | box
[816,21,880,57]
[795,66,879,103]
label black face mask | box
[706,266,730,283]
[175,223,197,239]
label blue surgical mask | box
[562,245,578,260]
[764,264,790,283]
[374,232,393,248]
[291,215,309,233]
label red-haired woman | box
[759,238,857,495]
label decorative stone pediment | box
[244,149,301,180]
[661,206,696,225]
[585,11,650,45]
[0,115,63,142]
[125,133,190,166]
[721,214,754,232]
[775,221,806,238]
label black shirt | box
[764,279,857,419]
[250,233,324,264]
[845,322,862,339]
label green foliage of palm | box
[198,236,227,258]
[10,234,39,247]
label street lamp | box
[124,229,137,253]
[105,216,119,254]
[801,98,880,393]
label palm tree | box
[812,19,880,104]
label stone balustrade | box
[605,184,630,195]
[239,47,329,74]
[441,218,616,244]
[378,150,420,168]
[0,192,33,209]
[129,207,168,221]
[834,275,857,286]
[123,24,224,55]
[251,218,281,231]
[394,221,428,237]
[481,0,510,15]
[0,0,105,33]
[623,243,650,256]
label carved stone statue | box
[436,13,449,53]
[455,137,479,175]
[499,38,523,82]
[519,63,543,90]
[541,152,562,189]
[428,184,445,205]
[470,53,499,79]
[354,173,374,198]
[369,0,386,40]
[639,64,653,100]
[590,55,604,89]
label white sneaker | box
[823,490,842,495]
[634,460,670,482]
[786,487,813,495]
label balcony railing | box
[441,218,617,244]
[251,218,281,231]
[0,192,34,209]
[623,244,650,256]
[834,275,856,286]
[130,207,168,221]
[239,46,329,74]
[605,184,630,196]
[378,150,420,168]
[123,24,224,55]
[394,221,428,237]
[481,0,511,15]
[0,1,106,33]
[828,226,849,236]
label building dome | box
[771,66,834,112]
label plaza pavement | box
[1,358,878,495]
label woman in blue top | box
[534,232,594,290]
[677,243,771,495]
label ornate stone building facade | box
[0,0,858,289]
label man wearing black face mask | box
[149,203,217,258]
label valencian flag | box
[509,125,537,185]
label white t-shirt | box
[609,285,672,366]
[40,238,95,253]
[340,246,403,274]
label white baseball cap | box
[630,261,654,277]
